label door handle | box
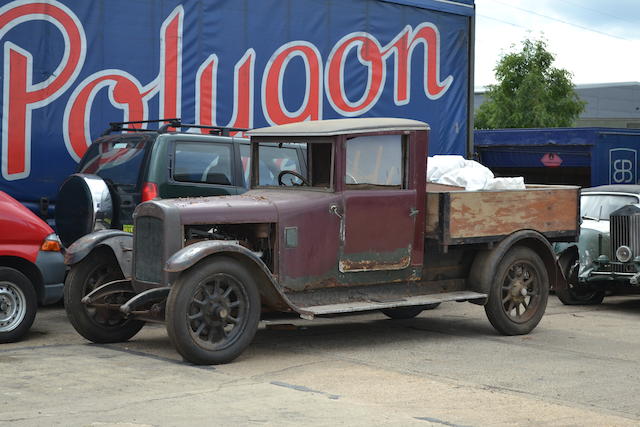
[409,207,419,217]
[329,204,343,219]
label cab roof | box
[247,118,429,137]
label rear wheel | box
[166,257,261,365]
[0,267,37,343]
[64,248,144,343]
[381,303,440,319]
[485,247,549,335]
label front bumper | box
[35,250,66,305]
[582,261,640,286]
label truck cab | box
[64,118,580,365]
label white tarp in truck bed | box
[427,155,525,191]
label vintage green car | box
[556,185,640,305]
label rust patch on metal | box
[339,254,411,273]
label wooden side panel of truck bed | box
[425,185,580,245]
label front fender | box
[165,241,296,313]
[468,230,563,299]
[64,229,133,277]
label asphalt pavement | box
[2,295,640,426]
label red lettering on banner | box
[326,33,385,116]
[262,42,322,125]
[197,50,255,134]
[159,7,183,120]
[0,0,85,180]
[383,24,453,104]
[1,1,456,183]
[64,72,147,161]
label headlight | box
[40,233,62,252]
[616,245,633,263]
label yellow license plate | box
[123,224,134,233]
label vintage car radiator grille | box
[134,216,163,283]
[610,214,640,271]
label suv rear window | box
[173,142,234,186]
[78,136,148,186]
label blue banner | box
[0,0,473,203]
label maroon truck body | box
[64,118,580,364]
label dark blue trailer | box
[475,128,640,187]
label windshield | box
[580,194,639,220]
[78,136,148,187]
[242,143,308,187]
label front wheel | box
[484,247,549,336]
[556,286,605,305]
[0,267,37,343]
[166,257,261,365]
[64,248,144,343]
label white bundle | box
[427,155,525,191]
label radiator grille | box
[610,214,640,271]
[134,216,163,283]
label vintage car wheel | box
[381,303,440,319]
[166,257,261,365]
[64,248,144,343]
[0,267,37,343]
[484,246,549,335]
[556,286,605,305]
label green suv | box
[55,119,306,279]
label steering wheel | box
[278,170,310,186]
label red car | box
[0,191,65,343]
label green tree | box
[475,38,586,129]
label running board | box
[297,291,487,319]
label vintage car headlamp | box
[595,255,610,266]
[615,246,633,263]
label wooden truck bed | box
[425,184,580,245]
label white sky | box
[474,0,640,88]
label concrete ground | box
[2,295,640,426]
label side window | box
[173,142,233,186]
[346,135,404,188]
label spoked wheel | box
[0,267,37,343]
[485,246,549,335]
[556,286,605,305]
[166,257,260,365]
[65,248,144,343]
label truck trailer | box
[0,0,475,216]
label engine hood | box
[148,189,336,225]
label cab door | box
[338,134,417,278]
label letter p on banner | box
[0,0,85,180]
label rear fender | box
[64,230,133,277]
[468,230,564,301]
[165,241,294,312]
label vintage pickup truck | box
[64,118,580,364]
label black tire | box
[0,267,37,343]
[381,303,440,319]
[556,287,605,305]
[484,247,549,336]
[64,248,144,343]
[166,257,260,365]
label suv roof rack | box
[101,118,179,136]
[101,118,248,137]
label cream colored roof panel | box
[247,118,429,137]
